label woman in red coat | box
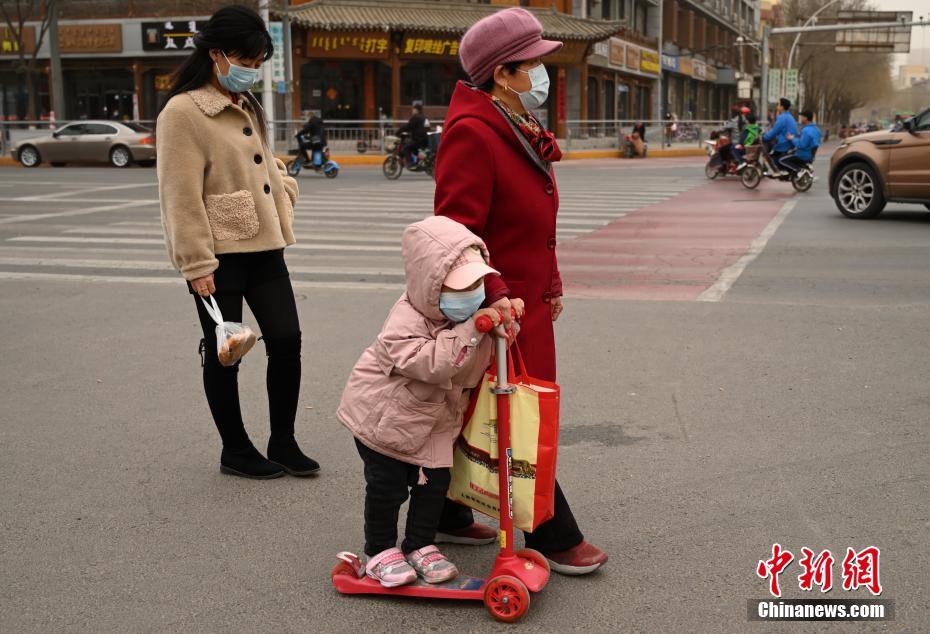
[433,7,607,575]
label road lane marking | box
[696,199,798,302]
[0,200,154,225]
[0,271,404,291]
[12,182,158,201]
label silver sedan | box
[12,120,157,168]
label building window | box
[604,79,616,119]
[634,1,649,36]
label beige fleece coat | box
[337,217,495,469]
[156,84,298,281]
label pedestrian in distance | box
[156,5,319,479]
[336,216,510,588]
[433,6,608,575]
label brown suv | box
[829,107,930,218]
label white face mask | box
[507,64,550,111]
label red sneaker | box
[544,541,608,575]
[435,522,497,546]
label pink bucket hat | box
[459,7,563,86]
[444,245,499,290]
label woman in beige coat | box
[157,5,317,479]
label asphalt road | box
[0,155,927,632]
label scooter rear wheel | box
[331,560,356,579]
[286,159,300,177]
[792,170,813,193]
[516,548,551,574]
[741,165,762,189]
[484,575,530,623]
[325,166,339,179]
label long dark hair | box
[157,5,273,144]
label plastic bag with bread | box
[200,295,257,367]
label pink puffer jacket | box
[337,216,495,468]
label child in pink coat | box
[337,216,509,587]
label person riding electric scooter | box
[396,103,429,168]
[779,109,820,178]
[288,112,339,178]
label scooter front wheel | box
[382,156,403,180]
[741,165,762,189]
[705,162,720,179]
[484,575,530,623]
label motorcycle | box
[287,134,340,178]
[382,132,438,180]
[739,142,814,193]
[704,130,740,179]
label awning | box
[284,0,624,42]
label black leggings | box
[193,250,301,450]
[355,439,451,557]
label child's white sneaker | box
[406,545,459,584]
[365,547,417,588]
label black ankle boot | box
[267,436,320,476]
[220,445,285,479]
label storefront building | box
[660,0,759,120]
[287,0,623,136]
[587,33,660,121]
[0,17,214,121]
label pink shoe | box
[365,547,417,588]
[406,545,459,584]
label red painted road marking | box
[560,181,795,301]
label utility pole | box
[260,2,275,140]
[656,0,664,147]
[760,24,769,124]
[48,0,64,122]
[283,0,294,131]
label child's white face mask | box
[439,283,485,322]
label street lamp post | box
[783,0,842,96]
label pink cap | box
[444,246,499,290]
[459,7,563,86]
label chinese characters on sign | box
[757,545,882,598]
[308,33,389,58]
[59,25,122,54]
[401,37,459,57]
[0,26,36,55]
[142,21,205,52]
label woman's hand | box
[191,274,215,297]
[510,298,525,320]
[550,296,563,322]
[490,297,526,328]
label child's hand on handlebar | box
[473,308,503,333]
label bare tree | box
[0,0,55,120]
[777,0,892,125]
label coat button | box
[544,183,554,195]
[470,337,477,344]
[243,127,253,136]
[263,183,271,194]
[254,153,263,164]
[542,291,552,303]
[547,237,557,249]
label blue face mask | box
[439,283,485,323]
[217,52,261,93]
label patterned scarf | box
[484,91,562,163]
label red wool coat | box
[435,82,562,382]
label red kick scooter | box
[331,314,549,622]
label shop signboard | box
[705,64,717,82]
[142,21,205,51]
[679,57,693,77]
[609,38,625,67]
[0,25,36,55]
[307,31,389,59]
[60,24,122,53]
[626,45,640,71]
[767,68,782,102]
[661,53,679,73]
[692,60,707,81]
[784,68,799,104]
[400,36,460,57]
[269,22,285,83]
[639,49,660,75]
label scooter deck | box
[333,571,485,600]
